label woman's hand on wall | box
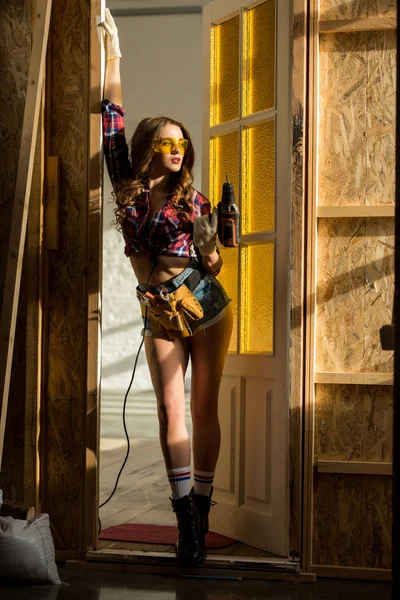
[99,7,122,61]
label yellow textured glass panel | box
[243,1,275,115]
[242,120,275,234]
[209,131,239,208]
[218,247,239,353]
[241,243,274,354]
[210,16,240,126]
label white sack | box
[0,512,61,584]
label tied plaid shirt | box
[101,99,211,259]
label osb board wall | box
[319,0,395,20]
[311,0,395,571]
[0,0,31,501]
[313,473,392,568]
[316,218,394,373]
[313,383,392,567]
[318,30,396,206]
[43,0,91,551]
[315,384,393,462]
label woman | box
[100,9,233,566]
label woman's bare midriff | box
[129,252,191,286]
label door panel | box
[203,0,291,556]
[214,375,239,496]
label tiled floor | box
[0,566,392,600]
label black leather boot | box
[170,494,205,566]
[190,486,215,554]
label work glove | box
[193,210,218,256]
[99,8,122,60]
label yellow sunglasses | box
[154,137,189,155]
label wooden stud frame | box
[83,0,104,551]
[289,0,307,561]
[0,0,52,470]
[318,16,396,33]
[302,0,318,574]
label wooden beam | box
[318,17,396,33]
[85,549,298,570]
[0,0,52,470]
[317,460,392,476]
[289,0,307,562]
[84,0,103,553]
[0,499,35,521]
[312,565,391,581]
[302,0,319,573]
[67,558,316,582]
[24,87,45,511]
[314,372,394,385]
[317,205,395,218]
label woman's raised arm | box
[100,8,123,105]
[104,57,123,106]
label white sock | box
[167,466,191,499]
[194,469,214,497]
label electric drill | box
[217,174,240,247]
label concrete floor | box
[0,566,391,600]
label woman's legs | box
[144,334,204,565]
[189,304,233,477]
[144,335,190,471]
[188,305,233,549]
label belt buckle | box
[160,286,170,302]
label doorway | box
[98,1,278,561]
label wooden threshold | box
[316,205,395,218]
[314,372,393,385]
[318,16,396,33]
[312,565,391,582]
[65,550,316,582]
[317,460,392,476]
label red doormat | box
[99,523,236,549]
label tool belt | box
[136,279,204,340]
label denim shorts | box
[137,259,231,338]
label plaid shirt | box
[101,99,210,259]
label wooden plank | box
[289,0,307,561]
[24,2,45,510]
[319,17,396,33]
[87,549,298,569]
[314,372,393,385]
[317,460,392,475]
[24,88,44,510]
[0,499,35,520]
[84,0,103,553]
[0,0,52,470]
[43,0,91,554]
[312,564,391,581]
[302,0,318,572]
[319,0,395,21]
[67,559,316,582]
[317,205,395,218]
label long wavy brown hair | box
[113,116,195,227]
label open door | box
[202,0,292,556]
